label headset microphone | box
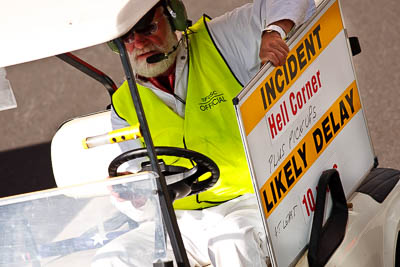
[146,53,168,64]
[146,43,179,64]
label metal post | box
[56,53,117,97]
[114,38,190,267]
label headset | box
[163,0,188,32]
[108,0,188,55]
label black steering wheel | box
[108,146,220,200]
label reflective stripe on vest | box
[112,16,254,210]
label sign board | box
[234,0,375,266]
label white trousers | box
[92,194,269,267]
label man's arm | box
[257,0,316,68]
[208,0,315,85]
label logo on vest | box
[199,91,227,111]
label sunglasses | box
[108,21,159,54]
[122,21,159,43]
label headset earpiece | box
[165,0,188,31]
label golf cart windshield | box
[0,172,170,266]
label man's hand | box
[259,31,289,66]
[259,20,294,67]
[108,172,134,201]
[108,172,149,208]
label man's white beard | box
[129,31,178,78]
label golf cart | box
[0,0,399,267]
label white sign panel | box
[234,0,375,266]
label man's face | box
[124,7,178,78]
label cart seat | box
[51,110,123,197]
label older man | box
[94,0,315,266]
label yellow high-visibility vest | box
[112,16,254,209]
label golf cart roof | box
[0,0,159,68]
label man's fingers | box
[106,171,134,201]
[260,48,287,66]
[261,52,278,66]
[108,186,127,202]
[131,195,147,208]
[260,31,290,66]
[275,42,289,58]
[274,47,288,66]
